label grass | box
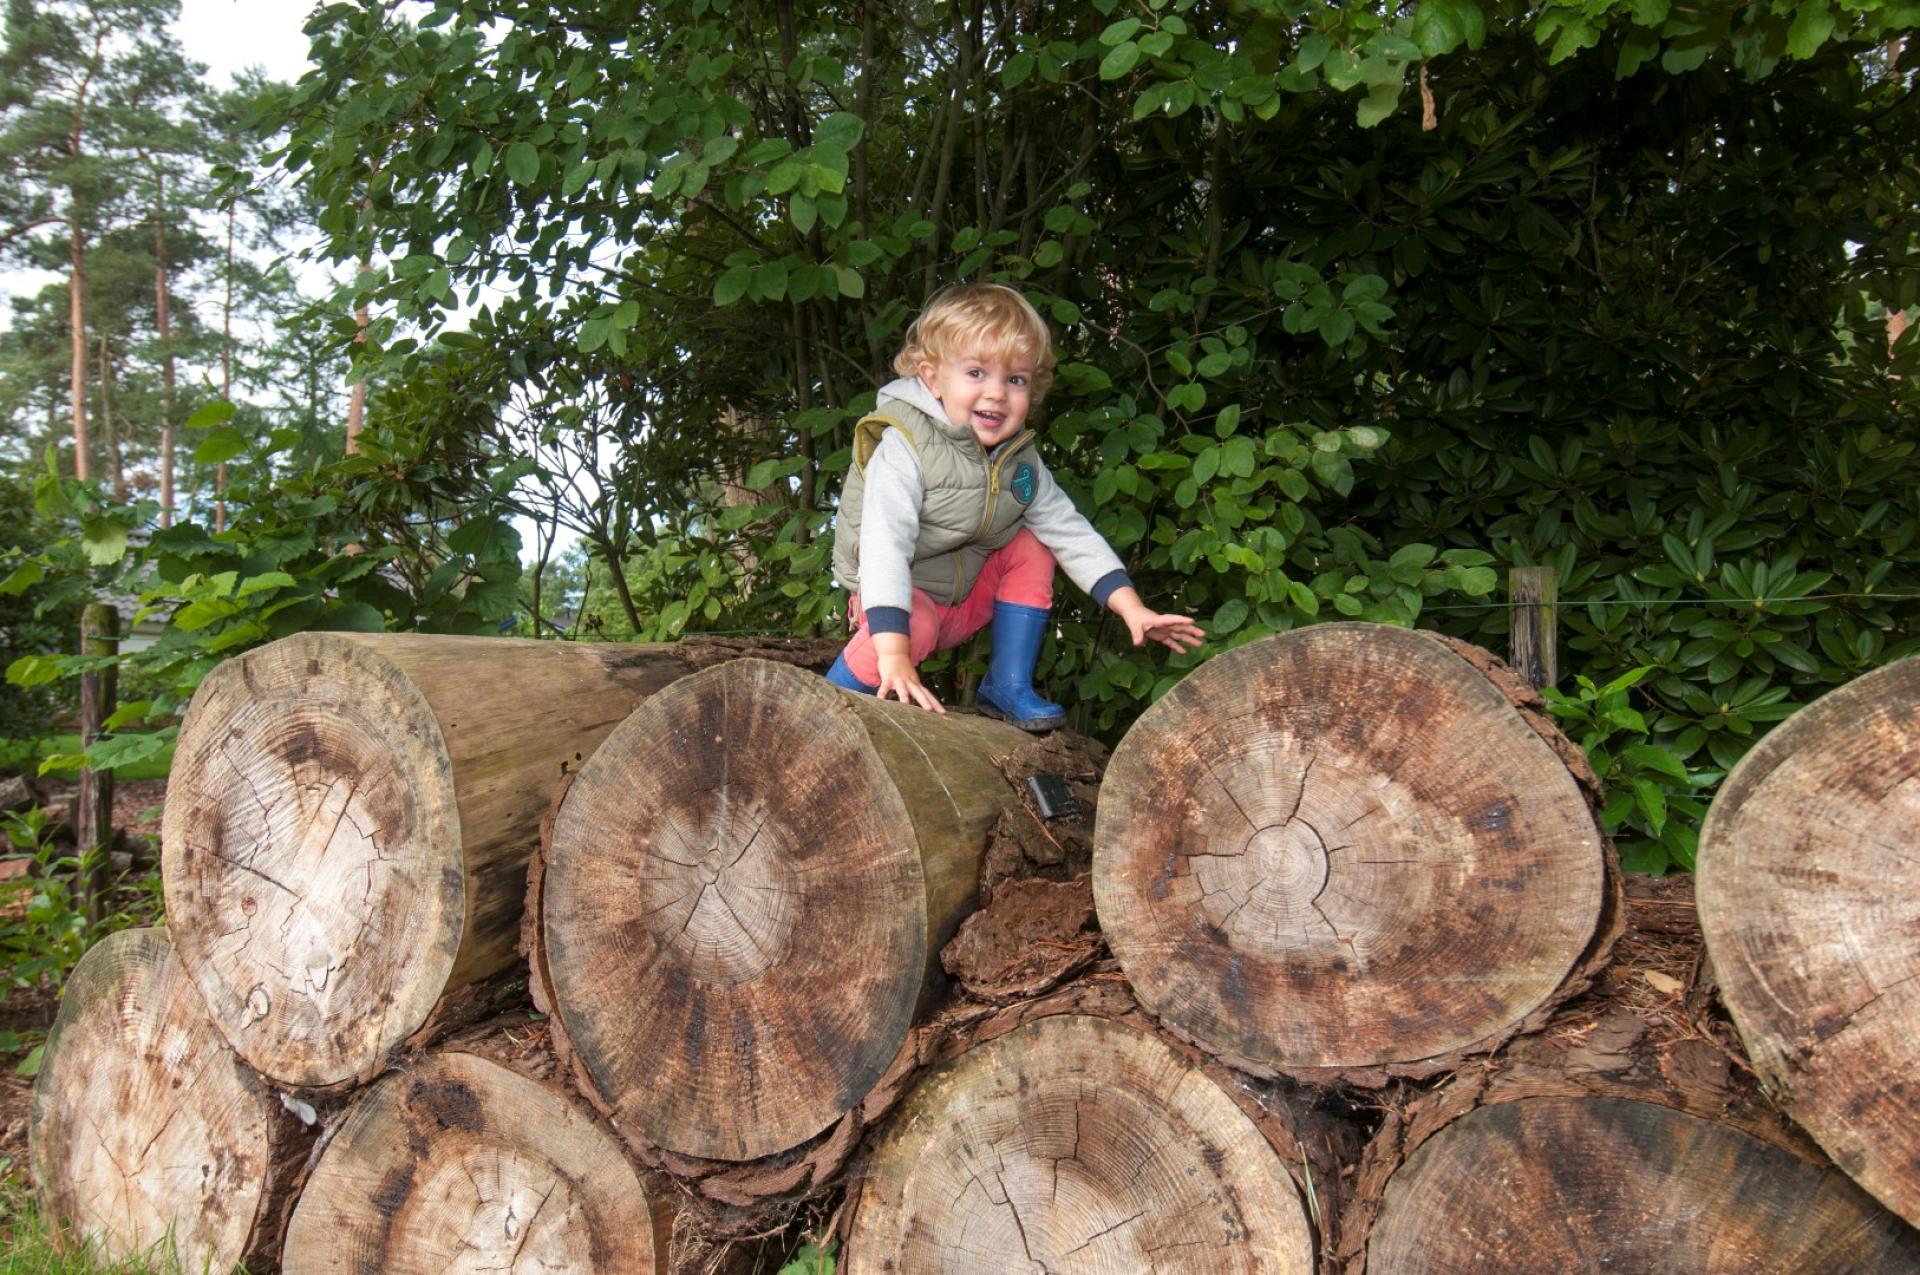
[0,738,173,784]
[0,1172,225,1275]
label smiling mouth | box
[975,410,1007,427]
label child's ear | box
[916,360,942,398]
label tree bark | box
[1697,655,1920,1227]
[154,171,177,527]
[846,1012,1319,1274]
[68,218,90,482]
[1093,623,1619,1085]
[1338,875,1920,1273]
[161,633,698,1090]
[98,332,125,499]
[533,658,1035,1164]
[30,929,317,1274]
[217,198,236,530]
[280,1050,669,1274]
[74,601,117,925]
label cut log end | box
[282,1051,664,1274]
[30,928,302,1272]
[542,659,1029,1163]
[1095,623,1610,1073]
[848,1014,1314,1275]
[1698,655,1920,1226]
[1365,1097,1920,1274]
[162,633,463,1088]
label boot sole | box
[977,701,1066,732]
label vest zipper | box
[973,431,1034,546]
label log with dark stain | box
[1094,623,1619,1086]
[1698,655,1920,1228]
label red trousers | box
[841,528,1055,684]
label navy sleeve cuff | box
[866,605,911,636]
[1091,570,1133,609]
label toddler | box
[826,283,1203,728]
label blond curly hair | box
[893,283,1057,401]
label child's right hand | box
[875,645,946,714]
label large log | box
[533,658,1035,1166]
[1094,623,1618,1083]
[1362,1096,1920,1273]
[1338,874,1920,1273]
[280,1050,668,1274]
[30,928,315,1272]
[1697,656,1920,1227]
[845,1012,1318,1274]
[161,632,697,1089]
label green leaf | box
[1296,33,1331,73]
[1213,598,1249,633]
[314,602,387,633]
[814,111,865,151]
[194,427,247,465]
[0,558,46,595]
[1101,18,1142,45]
[714,267,753,306]
[747,456,806,490]
[6,654,65,688]
[1786,1,1835,58]
[831,265,865,298]
[505,141,540,186]
[82,519,130,566]
[1003,51,1035,87]
[15,1044,43,1079]
[1100,41,1142,79]
[85,732,173,774]
[184,399,235,429]
[1356,80,1402,129]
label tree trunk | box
[1338,876,1920,1273]
[280,1050,669,1274]
[846,1012,1320,1275]
[68,219,90,482]
[1697,655,1920,1227]
[218,199,235,531]
[154,173,177,527]
[98,331,125,499]
[161,633,698,1090]
[533,658,1035,1164]
[1093,624,1619,1085]
[74,602,116,925]
[30,928,316,1273]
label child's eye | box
[967,367,984,378]
[1010,375,1027,386]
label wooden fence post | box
[76,602,118,926]
[1508,566,1558,692]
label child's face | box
[919,348,1034,449]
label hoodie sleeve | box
[855,428,925,635]
[1020,454,1133,608]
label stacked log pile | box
[26,624,1920,1272]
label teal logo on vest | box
[1010,462,1036,505]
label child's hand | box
[875,645,946,714]
[1110,587,1206,653]
[1127,610,1206,653]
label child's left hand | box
[1127,610,1206,653]
[1108,588,1205,653]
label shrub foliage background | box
[5,0,1919,874]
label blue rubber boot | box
[977,602,1067,731]
[824,650,877,694]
